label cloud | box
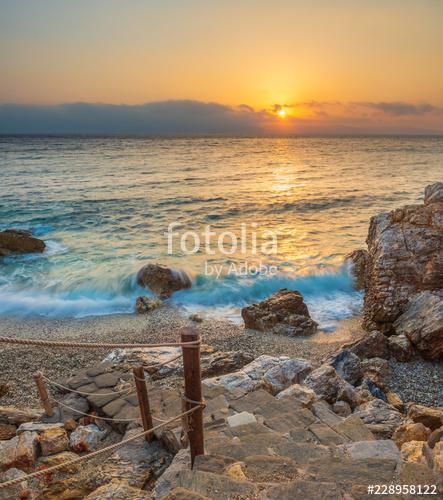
[358,101,438,116]
[0,99,441,136]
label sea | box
[1,136,442,330]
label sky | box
[0,0,442,135]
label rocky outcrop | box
[363,182,443,334]
[137,264,191,298]
[135,296,163,314]
[394,291,443,360]
[346,249,368,290]
[0,229,45,256]
[241,288,318,336]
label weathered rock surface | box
[387,334,414,362]
[353,399,403,437]
[304,365,351,404]
[39,426,69,456]
[0,406,43,425]
[394,291,443,360]
[401,440,434,467]
[407,404,443,431]
[0,431,39,471]
[135,296,163,314]
[85,479,151,499]
[241,288,318,336]
[346,330,389,359]
[262,358,312,395]
[137,264,191,298]
[363,182,443,334]
[0,229,45,256]
[276,384,317,408]
[346,249,368,290]
[392,422,431,449]
[69,424,107,452]
[324,349,362,385]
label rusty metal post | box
[33,371,54,417]
[181,327,204,465]
[133,365,154,442]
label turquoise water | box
[1,136,442,328]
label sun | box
[277,108,287,118]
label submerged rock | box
[137,263,191,298]
[241,288,318,336]
[394,291,443,360]
[363,182,443,333]
[0,229,45,256]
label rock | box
[0,383,10,399]
[324,349,362,385]
[227,412,257,428]
[0,424,16,441]
[86,479,151,498]
[64,419,77,432]
[137,263,191,298]
[276,384,317,408]
[394,291,443,360]
[363,183,443,333]
[225,463,247,480]
[360,357,390,390]
[69,424,107,452]
[0,229,45,256]
[189,313,203,323]
[428,426,443,449]
[353,399,403,437]
[393,422,432,449]
[386,392,403,411]
[17,421,65,433]
[0,431,39,472]
[37,450,80,474]
[262,358,312,395]
[39,426,69,456]
[332,401,351,417]
[360,379,387,402]
[241,288,318,336]
[336,382,358,409]
[354,385,375,405]
[344,440,400,461]
[346,249,368,290]
[0,406,43,425]
[135,296,162,314]
[401,440,433,467]
[0,467,29,498]
[347,330,389,359]
[163,488,209,499]
[304,365,345,404]
[331,415,375,442]
[203,351,254,377]
[154,448,191,498]
[407,404,443,430]
[387,334,414,362]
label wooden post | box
[33,371,54,417]
[181,327,204,465]
[133,365,154,442]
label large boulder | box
[0,229,45,256]
[262,358,312,395]
[394,291,443,360]
[303,364,355,405]
[137,264,191,298]
[346,330,389,359]
[346,249,368,290]
[363,182,443,333]
[324,349,362,385]
[241,288,318,336]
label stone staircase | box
[154,388,426,499]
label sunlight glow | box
[278,108,287,118]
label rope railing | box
[0,336,200,349]
[0,406,202,490]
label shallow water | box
[1,136,442,328]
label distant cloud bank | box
[0,100,441,135]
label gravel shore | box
[0,306,441,408]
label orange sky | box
[0,1,442,134]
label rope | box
[52,398,141,423]
[0,406,202,490]
[0,337,200,349]
[42,376,135,398]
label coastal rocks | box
[394,291,443,360]
[241,288,318,336]
[0,406,43,425]
[135,296,163,314]
[0,229,45,256]
[137,264,191,298]
[400,441,434,467]
[324,349,362,385]
[262,358,312,395]
[407,404,443,431]
[346,330,389,359]
[303,365,351,405]
[276,384,317,408]
[387,334,414,362]
[86,479,150,499]
[363,182,443,333]
[353,399,403,436]
[0,431,39,471]
[203,351,254,378]
[360,357,390,391]
[0,424,16,441]
[392,422,431,449]
[39,426,69,456]
[346,249,368,290]
[69,424,107,452]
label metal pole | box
[133,365,154,442]
[181,327,204,465]
[33,371,54,417]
